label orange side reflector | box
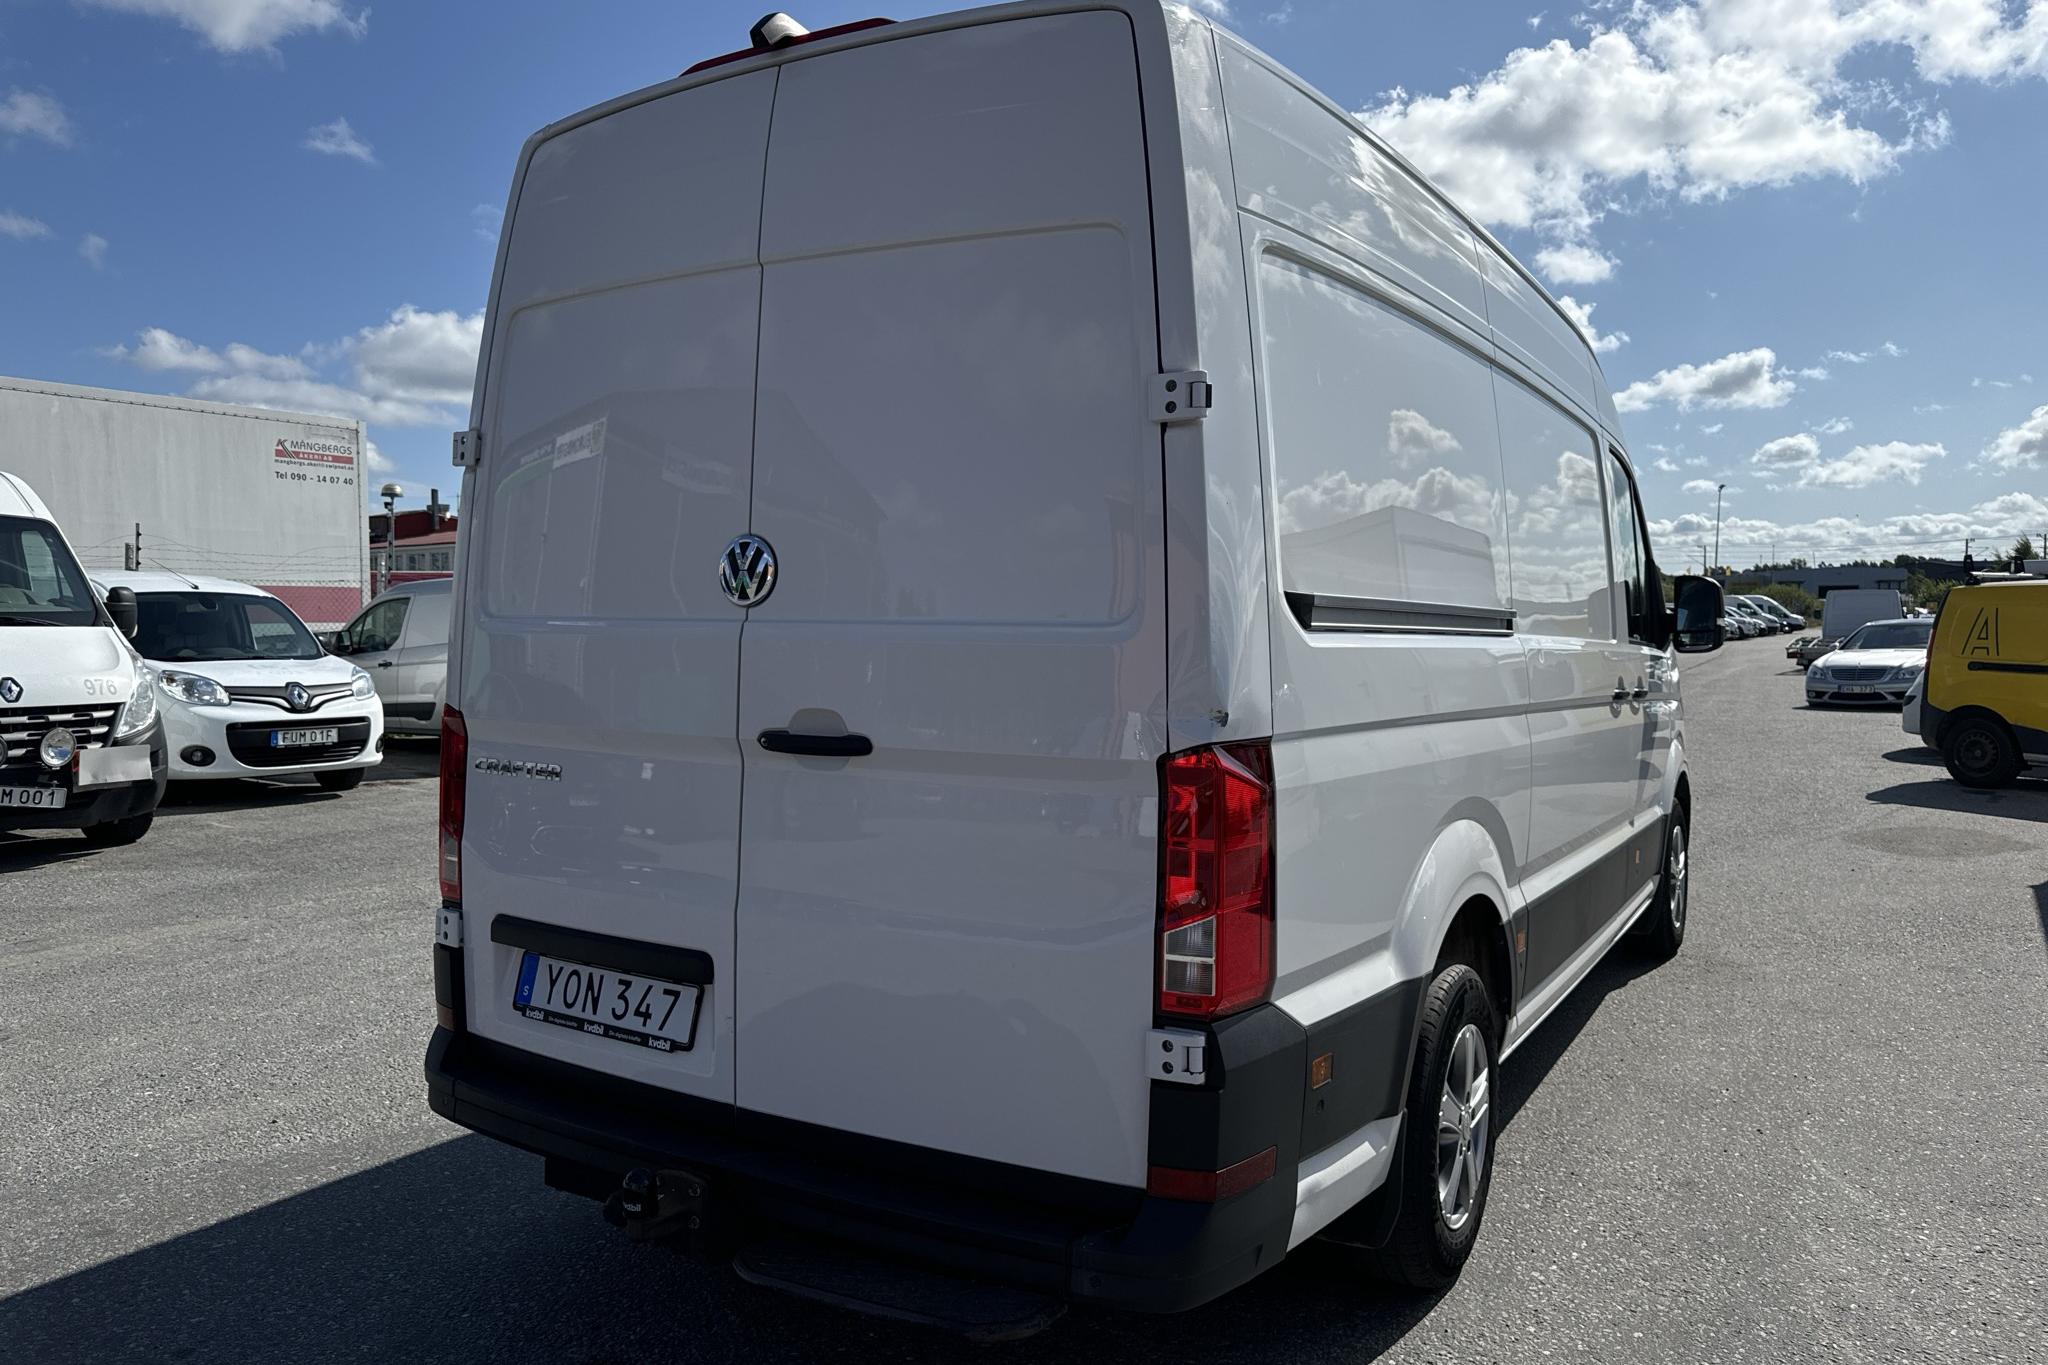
[1309,1052,1334,1090]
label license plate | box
[512,951,700,1052]
[272,727,340,748]
[0,785,66,809]
[1840,685,1876,694]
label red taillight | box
[439,707,466,903]
[1158,741,1273,1020]
[1147,1147,1278,1203]
[682,17,895,74]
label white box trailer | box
[0,376,370,628]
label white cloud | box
[78,233,108,268]
[1614,346,1796,413]
[1812,415,1852,435]
[1264,2,1293,23]
[1699,422,1723,435]
[1186,0,1231,15]
[1751,433,1821,469]
[1527,11,1546,29]
[1795,366,1831,381]
[80,0,366,54]
[1914,402,1947,413]
[1797,439,1944,489]
[1684,455,1708,467]
[1653,456,1680,472]
[1533,242,1616,285]
[0,211,52,240]
[1826,349,1870,364]
[1386,407,1463,468]
[1554,294,1628,353]
[1649,493,2048,565]
[1681,478,1726,494]
[471,203,500,243]
[1982,405,2048,472]
[362,436,393,473]
[105,305,482,428]
[304,116,373,164]
[0,90,74,147]
[1881,341,1905,357]
[1357,0,2048,268]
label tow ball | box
[603,1167,718,1254]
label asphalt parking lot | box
[3,643,2044,1365]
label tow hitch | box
[603,1167,719,1255]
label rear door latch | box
[451,427,482,468]
[1147,1027,1207,1085]
[1151,371,1211,424]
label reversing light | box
[1158,741,1274,1020]
[440,707,466,903]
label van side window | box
[1604,450,1652,643]
[1258,255,1509,612]
[353,597,409,653]
[1493,375,1608,640]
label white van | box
[0,472,165,844]
[425,3,1726,1319]
[93,571,386,790]
[328,577,450,736]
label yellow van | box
[1923,579,2048,787]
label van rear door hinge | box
[1152,370,1211,424]
[451,427,482,469]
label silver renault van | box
[425,1,1725,1321]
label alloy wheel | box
[1436,1023,1491,1231]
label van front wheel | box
[1369,962,1497,1290]
[1942,715,2022,789]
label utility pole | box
[1712,484,1726,574]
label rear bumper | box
[425,1002,1311,1313]
[0,722,166,831]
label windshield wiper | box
[0,613,62,626]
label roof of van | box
[370,575,453,601]
[0,470,53,520]
[505,1,1613,428]
[91,569,274,598]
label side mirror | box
[1671,576,1724,653]
[318,631,343,653]
[105,585,139,640]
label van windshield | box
[1841,621,1931,651]
[133,592,321,661]
[0,515,100,627]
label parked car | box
[326,576,449,735]
[93,571,384,791]
[1922,578,2047,787]
[1723,612,1755,639]
[1730,600,1782,636]
[0,472,164,845]
[1805,617,1933,706]
[1736,594,1802,632]
[1901,671,1930,747]
[1787,634,1816,662]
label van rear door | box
[732,13,1168,1187]
[459,71,777,1103]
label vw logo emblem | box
[719,534,777,608]
[0,677,19,704]
[286,683,312,712]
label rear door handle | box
[376,659,394,668]
[1630,686,1649,700]
[1611,686,1629,703]
[757,729,873,758]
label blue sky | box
[3,0,2044,570]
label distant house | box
[369,498,456,595]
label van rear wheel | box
[1368,962,1497,1290]
[1942,716,2022,789]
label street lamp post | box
[1712,484,1727,575]
[378,482,403,596]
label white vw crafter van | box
[0,473,166,845]
[425,3,1727,1321]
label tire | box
[1640,808,1689,962]
[1942,715,2022,789]
[83,813,153,847]
[315,768,366,792]
[1369,962,1498,1290]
